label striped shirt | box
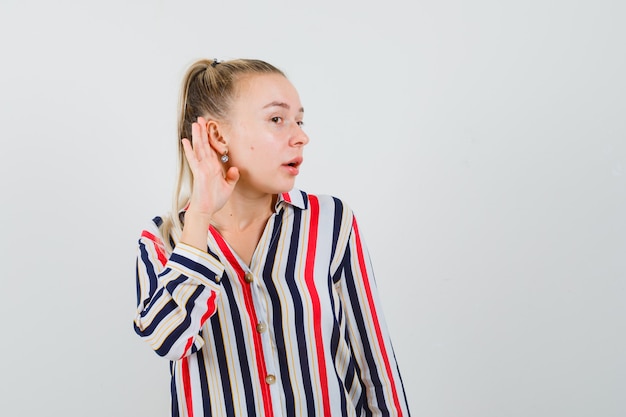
[134,189,411,416]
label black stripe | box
[328,284,349,417]
[210,312,235,416]
[342,247,389,414]
[330,197,344,278]
[138,240,158,307]
[158,281,205,356]
[170,252,219,283]
[135,259,142,308]
[221,273,257,416]
[299,189,309,209]
[170,361,180,417]
[134,289,176,337]
[195,342,213,416]
[263,211,297,415]
[285,208,316,414]
[343,316,360,409]
[392,347,412,415]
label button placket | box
[211,231,281,395]
[243,268,280,394]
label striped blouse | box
[134,189,410,416]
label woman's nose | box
[291,125,309,147]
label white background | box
[1,0,625,416]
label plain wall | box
[1,0,625,416]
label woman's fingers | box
[181,138,196,168]
[191,117,220,163]
[190,119,206,161]
[182,116,237,215]
[183,120,221,174]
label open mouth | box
[285,157,303,168]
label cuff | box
[165,242,225,287]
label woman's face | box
[221,73,309,195]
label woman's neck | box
[211,189,276,233]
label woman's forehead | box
[234,73,301,110]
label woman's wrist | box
[180,210,213,251]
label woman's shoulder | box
[138,214,178,251]
[141,215,167,233]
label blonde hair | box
[161,58,285,249]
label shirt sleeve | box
[133,219,225,360]
[337,214,411,416]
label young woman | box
[134,58,410,416]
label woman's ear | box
[206,120,228,155]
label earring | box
[220,151,229,163]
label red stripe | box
[282,192,291,203]
[304,196,332,415]
[352,218,403,415]
[181,357,194,417]
[179,293,217,358]
[210,227,274,417]
[141,230,167,266]
[181,337,194,359]
[200,292,217,326]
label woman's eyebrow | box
[263,101,304,113]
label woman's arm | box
[134,116,239,360]
[134,218,224,360]
[337,215,411,416]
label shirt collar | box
[275,188,308,211]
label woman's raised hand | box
[179,117,239,250]
[181,116,240,223]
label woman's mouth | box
[283,157,303,175]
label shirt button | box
[244,272,254,283]
[265,374,276,385]
[256,322,267,333]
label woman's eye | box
[297,121,305,127]
[271,116,282,123]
